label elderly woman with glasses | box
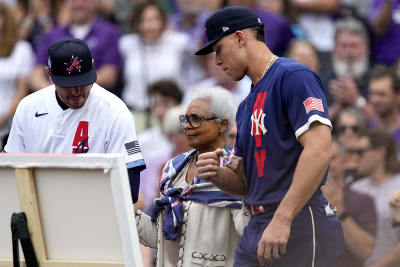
[134,86,249,267]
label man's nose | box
[215,54,222,66]
[71,87,82,95]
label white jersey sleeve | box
[4,99,26,152]
[105,107,146,170]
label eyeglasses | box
[337,125,361,134]
[179,114,218,129]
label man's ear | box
[234,30,246,48]
[45,66,52,82]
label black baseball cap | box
[48,38,97,87]
[195,6,263,56]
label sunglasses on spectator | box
[179,114,218,129]
[337,125,361,134]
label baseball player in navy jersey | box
[3,38,145,203]
[195,6,344,267]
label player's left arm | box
[257,122,331,264]
[276,122,332,223]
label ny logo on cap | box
[64,55,82,74]
[222,26,229,32]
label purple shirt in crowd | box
[256,9,294,57]
[35,17,121,69]
[169,11,211,48]
[369,0,400,64]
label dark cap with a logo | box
[195,6,263,56]
[48,38,97,87]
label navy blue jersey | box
[234,57,331,206]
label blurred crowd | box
[1,0,400,266]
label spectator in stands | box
[31,0,120,91]
[350,129,400,267]
[287,39,320,73]
[0,2,34,149]
[323,139,377,267]
[323,17,372,119]
[335,107,369,151]
[119,1,203,112]
[368,65,400,154]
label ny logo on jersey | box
[64,55,82,74]
[251,109,267,136]
[251,91,268,147]
[251,91,268,178]
[72,121,89,153]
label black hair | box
[148,79,183,104]
[364,129,400,174]
[248,24,265,42]
[131,1,167,33]
[370,65,400,94]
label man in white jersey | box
[4,38,145,203]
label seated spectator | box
[322,139,377,267]
[31,0,120,91]
[135,87,248,266]
[350,129,400,266]
[322,17,372,120]
[0,2,34,149]
[287,39,320,73]
[368,65,400,154]
[335,107,369,151]
[119,1,204,112]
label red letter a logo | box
[72,121,89,153]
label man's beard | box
[377,105,396,119]
[332,55,369,80]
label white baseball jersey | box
[5,83,145,169]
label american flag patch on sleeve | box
[125,140,141,155]
[303,97,324,114]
